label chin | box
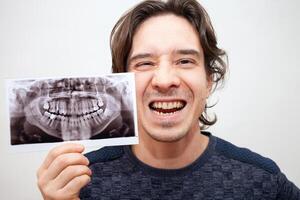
[146,128,187,143]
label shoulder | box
[214,136,280,174]
[84,145,125,166]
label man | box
[37,0,300,199]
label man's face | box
[128,14,211,142]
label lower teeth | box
[155,110,178,115]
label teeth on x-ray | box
[9,76,132,141]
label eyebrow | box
[173,49,202,58]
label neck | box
[132,126,209,169]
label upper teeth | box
[151,101,184,109]
[43,102,50,110]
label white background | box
[0,0,299,199]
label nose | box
[151,63,180,92]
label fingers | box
[57,174,91,198]
[38,143,84,177]
[43,153,89,182]
[38,165,91,200]
[37,143,92,200]
[53,165,92,189]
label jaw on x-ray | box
[9,75,135,145]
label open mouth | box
[149,100,186,114]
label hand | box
[37,143,92,200]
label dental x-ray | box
[7,73,138,151]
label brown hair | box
[110,0,228,128]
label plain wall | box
[0,0,299,199]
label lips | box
[149,100,186,114]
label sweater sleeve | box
[276,172,300,200]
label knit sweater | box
[80,132,300,199]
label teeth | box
[173,102,178,108]
[91,112,101,124]
[152,101,184,109]
[78,102,83,115]
[79,116,85,126]
[74,102,80,115]
[73,118,78,127]
[40,96,107,136]
[47,98,101,117]
[49,101,56,112]
[55,102,60,113]
[61,116,67,122]
[155,111,177,115]
[80,116,88,127]
[62,101,68,115]
[78,101,84,115]
[97,108,103,115]
[86,114,92,119]
[41,115,50,125]
[68,100,80,116]
[85,100,91,114]
[43,102,50,110]
[70,118,76,127]
[97,99,104,107]
[50,114,56,120]
[83,114,89,121]
[91,99,99,111]
[82,100,89,114]
[68,100,74,115]
[44,111,51,118]
[158,102,162,108]
[87,101,93,110]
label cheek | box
[180,69,210,98]
[134,72,152,103]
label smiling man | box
[37,0,300,199]
[128,13,213,170]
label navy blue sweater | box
[80,132,300,199]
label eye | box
[132,61,155,71]
[177,58,195,65]
[136,61,154,67]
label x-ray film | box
[6,73,138,151]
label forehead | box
[130,14,202,56]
